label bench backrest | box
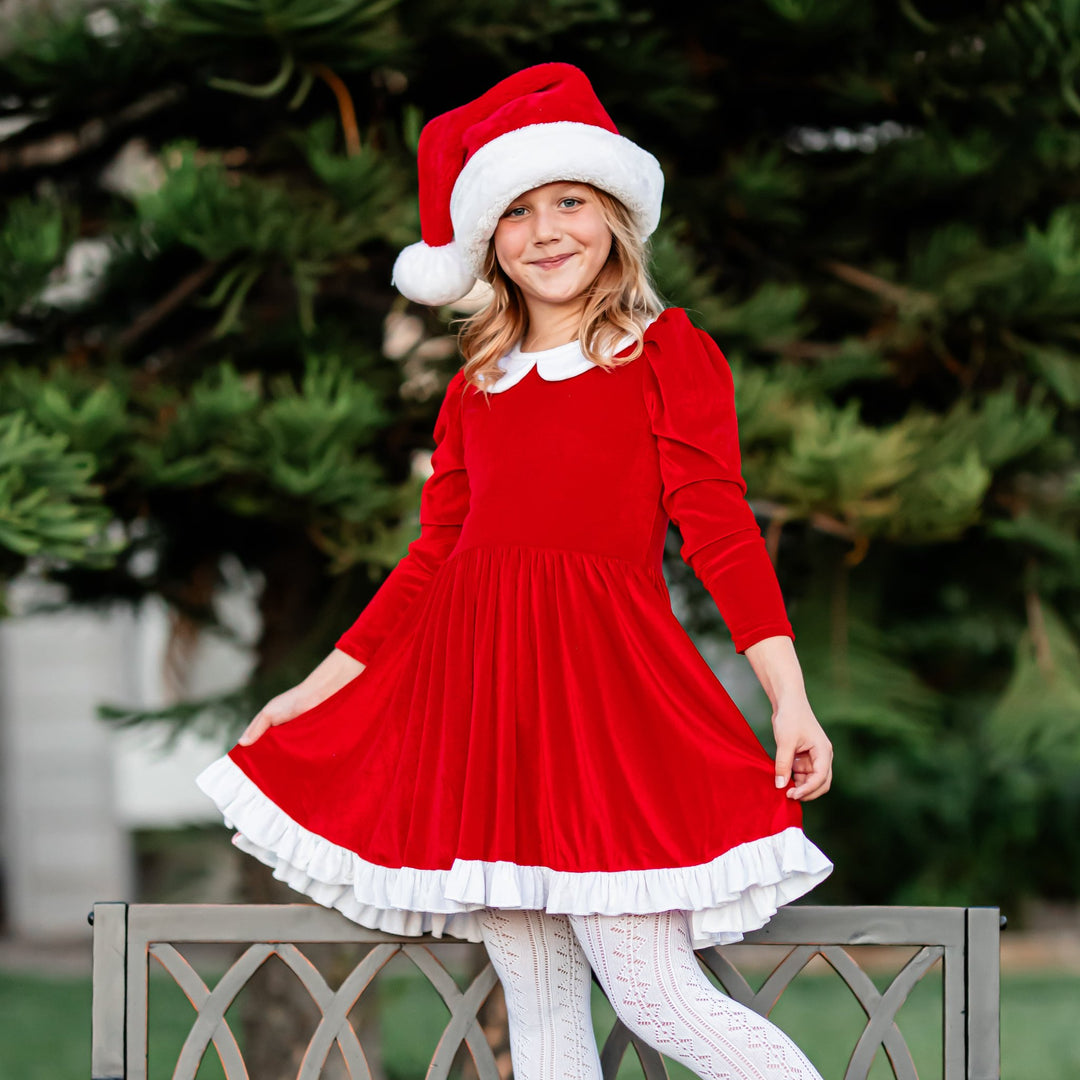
[89,902,1001,1080]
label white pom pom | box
[392,240,477,306]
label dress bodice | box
[336,307,794,662]
[458,346,668,571]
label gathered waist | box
[444,540,667,590]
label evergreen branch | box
[810,511,858,543]
[1,367,132,468]
[984,601,1080,766]
[771,340,848,361]
[1060,50,1080,117]
[0,411,121,566]
[95,684,254,742]
[287,0,397,30]
[288,67,316,109]
[1022,2,1065,51]
[208,49,295,97]
[210,262,263,337]
[753,497,859,544]
[201,261,251,308]
[153,0,401,51]
[820,257,937,312]
[402,103,423,153]
[0,194,74,322]
[753,496,871,564]
[898,0,939,34]
[1025,569,1054,676]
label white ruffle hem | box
[195,754,833,949]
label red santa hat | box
[392,62,665,306]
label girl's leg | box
[567,909,823,1080]
[476,907,603,1080]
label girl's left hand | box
[771,698,833,801]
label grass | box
[2,961,1079,1079]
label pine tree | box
[0,0,701,1073]
[640,0,1080,912]
[1,4,1079,1064]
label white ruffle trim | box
[195,753,833,949]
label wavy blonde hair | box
[456,185,665,397]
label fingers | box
[789,762,829,798]
[237,710,274,746]
[786,745,833,801]
[773,735,796,790]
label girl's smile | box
[529,252,576,270]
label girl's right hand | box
[237,648,367,746]
[237,685,318,746]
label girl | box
[197,62,834,1078]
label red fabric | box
[640,311,795,653]
[229,307,800,877]
[417,63,618,247]
[337,306,792,662]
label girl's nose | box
[530,207,561,242]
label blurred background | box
[0,0,1078,1076]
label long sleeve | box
[642,308,794,654]
[335,369,471,664]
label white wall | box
[0,596,138,938]
[0,564,259,939]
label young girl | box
[197,62,834,1078]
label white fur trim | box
[195,753,833,948]
[392,239,477,306]
[449,122,664,280]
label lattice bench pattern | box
[90,903,1001,1080]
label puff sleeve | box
[335,370,471,664]
[642,308,794,654]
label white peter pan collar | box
[479,328,647,394]
[479,338,595,393]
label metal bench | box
[89,902,1001,1079]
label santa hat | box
[392,62,665,306]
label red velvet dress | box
[196,307,832,947]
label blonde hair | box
[456,185,665,396]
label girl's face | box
[492,182,613,313]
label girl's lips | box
[530,253,575,270]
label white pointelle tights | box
[476,907,822,1080]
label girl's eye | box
[503,206,528,218]
[560,198,582,208]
